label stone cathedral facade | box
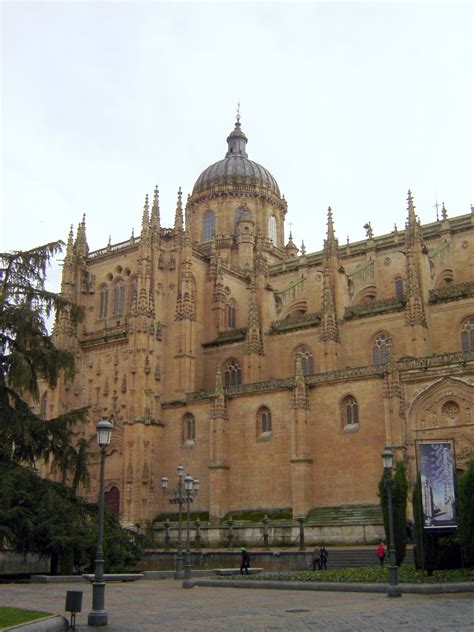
[43,116,474,531]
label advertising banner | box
[419,441,457,529]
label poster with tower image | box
[417,440,457,529]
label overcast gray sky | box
[1,1,473,290]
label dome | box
[192,117,281,197]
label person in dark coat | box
[319,545,328,570]
[312,546,321,571]
[240,547,250,575]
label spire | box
[225,107,248,158]
[327,206,335,242]
[74,213,88,257]
[285,230,299,258]
[150,185,160,230]
[407,190,416,226]
[65,224,74,258]
[141,194,150,229]
[323,206,339,260]
[174,187,184,233]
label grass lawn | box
[0,606,52,628]
[232,565,474,584]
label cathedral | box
[44,114,474,532]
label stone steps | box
[306,505,383,526]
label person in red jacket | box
[377,541,387,566]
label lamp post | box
[161,466,199,581]
[183,475,200,585]
[88,418,114,626]
[381,448,402,598]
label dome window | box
[202,210,215,242]
[268,215,277,244]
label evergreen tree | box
[0,242,142,573]
[458,460,474,566]
[378,459,408,565]
[0,242,87,484]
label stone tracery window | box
[268,215,277,244]
[183,413,196,443]
[202,210,215,242]
[113,280,126,316]
[226,299,237,329]
[461,316,474,352]
[394,276,404,298]
[224,358,242,387]
[234,207,245,235]
[294,345,314,376]
[373,332,390,367]
[99,285,108,319]
[257,406,272,436]
[341,395,359,429]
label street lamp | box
[381,448,402,598]
[183,476,200,585]
[161,466,199,582]
[88,417,114,626]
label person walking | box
[319,545,328,570]
[377,541,387,566]
[312,545,321,571]
[240,547,250,575]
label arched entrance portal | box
[105,486,120,517]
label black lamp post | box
[88,417,114,626]
[381,448,402,598]
[183,475,200,585]
[161,465,199,579]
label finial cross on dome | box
[236,100,241,124]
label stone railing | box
[202,328,247,348]
[344,296,406,320]
[269,311,321,334]
[429,281,474,304]
[396,350,474,371]
[80,324,128,347]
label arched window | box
[294,345,314,376]
[224,359,242,387]
[268,215,277,243]
[341,395,359,428]
[373,332,390,367]
[202,210,215,242]
[257,406,272,435]
[105,486,120,516]
[99,285,108,319]
[394,276,404,298]
[113,280,126,316]
[226,299,237,329]
[183,413,196,443]
[461,317,474,352]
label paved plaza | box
[2,580,474,631]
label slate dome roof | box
[192,117,280,197]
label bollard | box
[262,514,270,550]
[164,519,170,550]
[194,517,202,550]
[298,516,305,551]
